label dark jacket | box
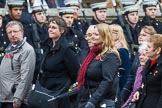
[0,22,9,63]
[78,52,120,108]
[36,23,49,51]
[121,53,140,102]
[65,28,88,63]
[118,48,131,90]
[112,18,141,45]
[40,36,80,91]
[137,55,162,108]
[82,18,108,35]
[72,19,85,33]
[140,16,162,34]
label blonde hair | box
[109,24,129,50]
[96,23,121,63]
[141,26,156,35]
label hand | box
[84,102,95,108]
[13,98,21,108]
[13,102,21,108]
[132,91,140,102]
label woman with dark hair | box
[77,23,121,108]
[39,16,80,108]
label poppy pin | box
[6,53,13,59]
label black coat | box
[139,16,162,34]
[65,28,88,63]
[40,36,80,91]
[72,19,85,33]
[137,55,162,108]
[78,52,120,108]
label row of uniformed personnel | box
[0,0,162,106]
[1,0,162,59]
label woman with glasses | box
[77,23,121,108]
[121,26,156,103]
[39,16,80,108]
[138,26,156,45]
[132,34,162,108]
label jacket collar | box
[49,35,64,52]
[5,37,26,53]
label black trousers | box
[0,102,29,108]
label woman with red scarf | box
[132,34,162,108]
[77,23,121,108]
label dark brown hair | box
[49,16,67,34]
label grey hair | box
[6,21,24,31]
[138,42,148,53]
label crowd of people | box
[0,0,162,108]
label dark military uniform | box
[82,18,108,35]
[139,16,162,34]
[82,1,108,35]
[31,22,49,83]
[72,19,85,33]
[65,28,88,63]
[111,16,141,45]
[36,23,49,52]
[140,0,162,34]
[0,24,9,63]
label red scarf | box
[150,59,157,67]
[77,45,102,90]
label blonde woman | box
[109,24,129,50]
[109,24,131,90]
[77,23,121,108]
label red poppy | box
[153,70,158,76]
[6,53,13,59]
[95,55,100,60]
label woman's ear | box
[156,47,161,55]
[60,29,65,34]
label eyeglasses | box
[111,31,118,35]
[138,34,148,37]
[7,30,21,35]
[85,33,99,38]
